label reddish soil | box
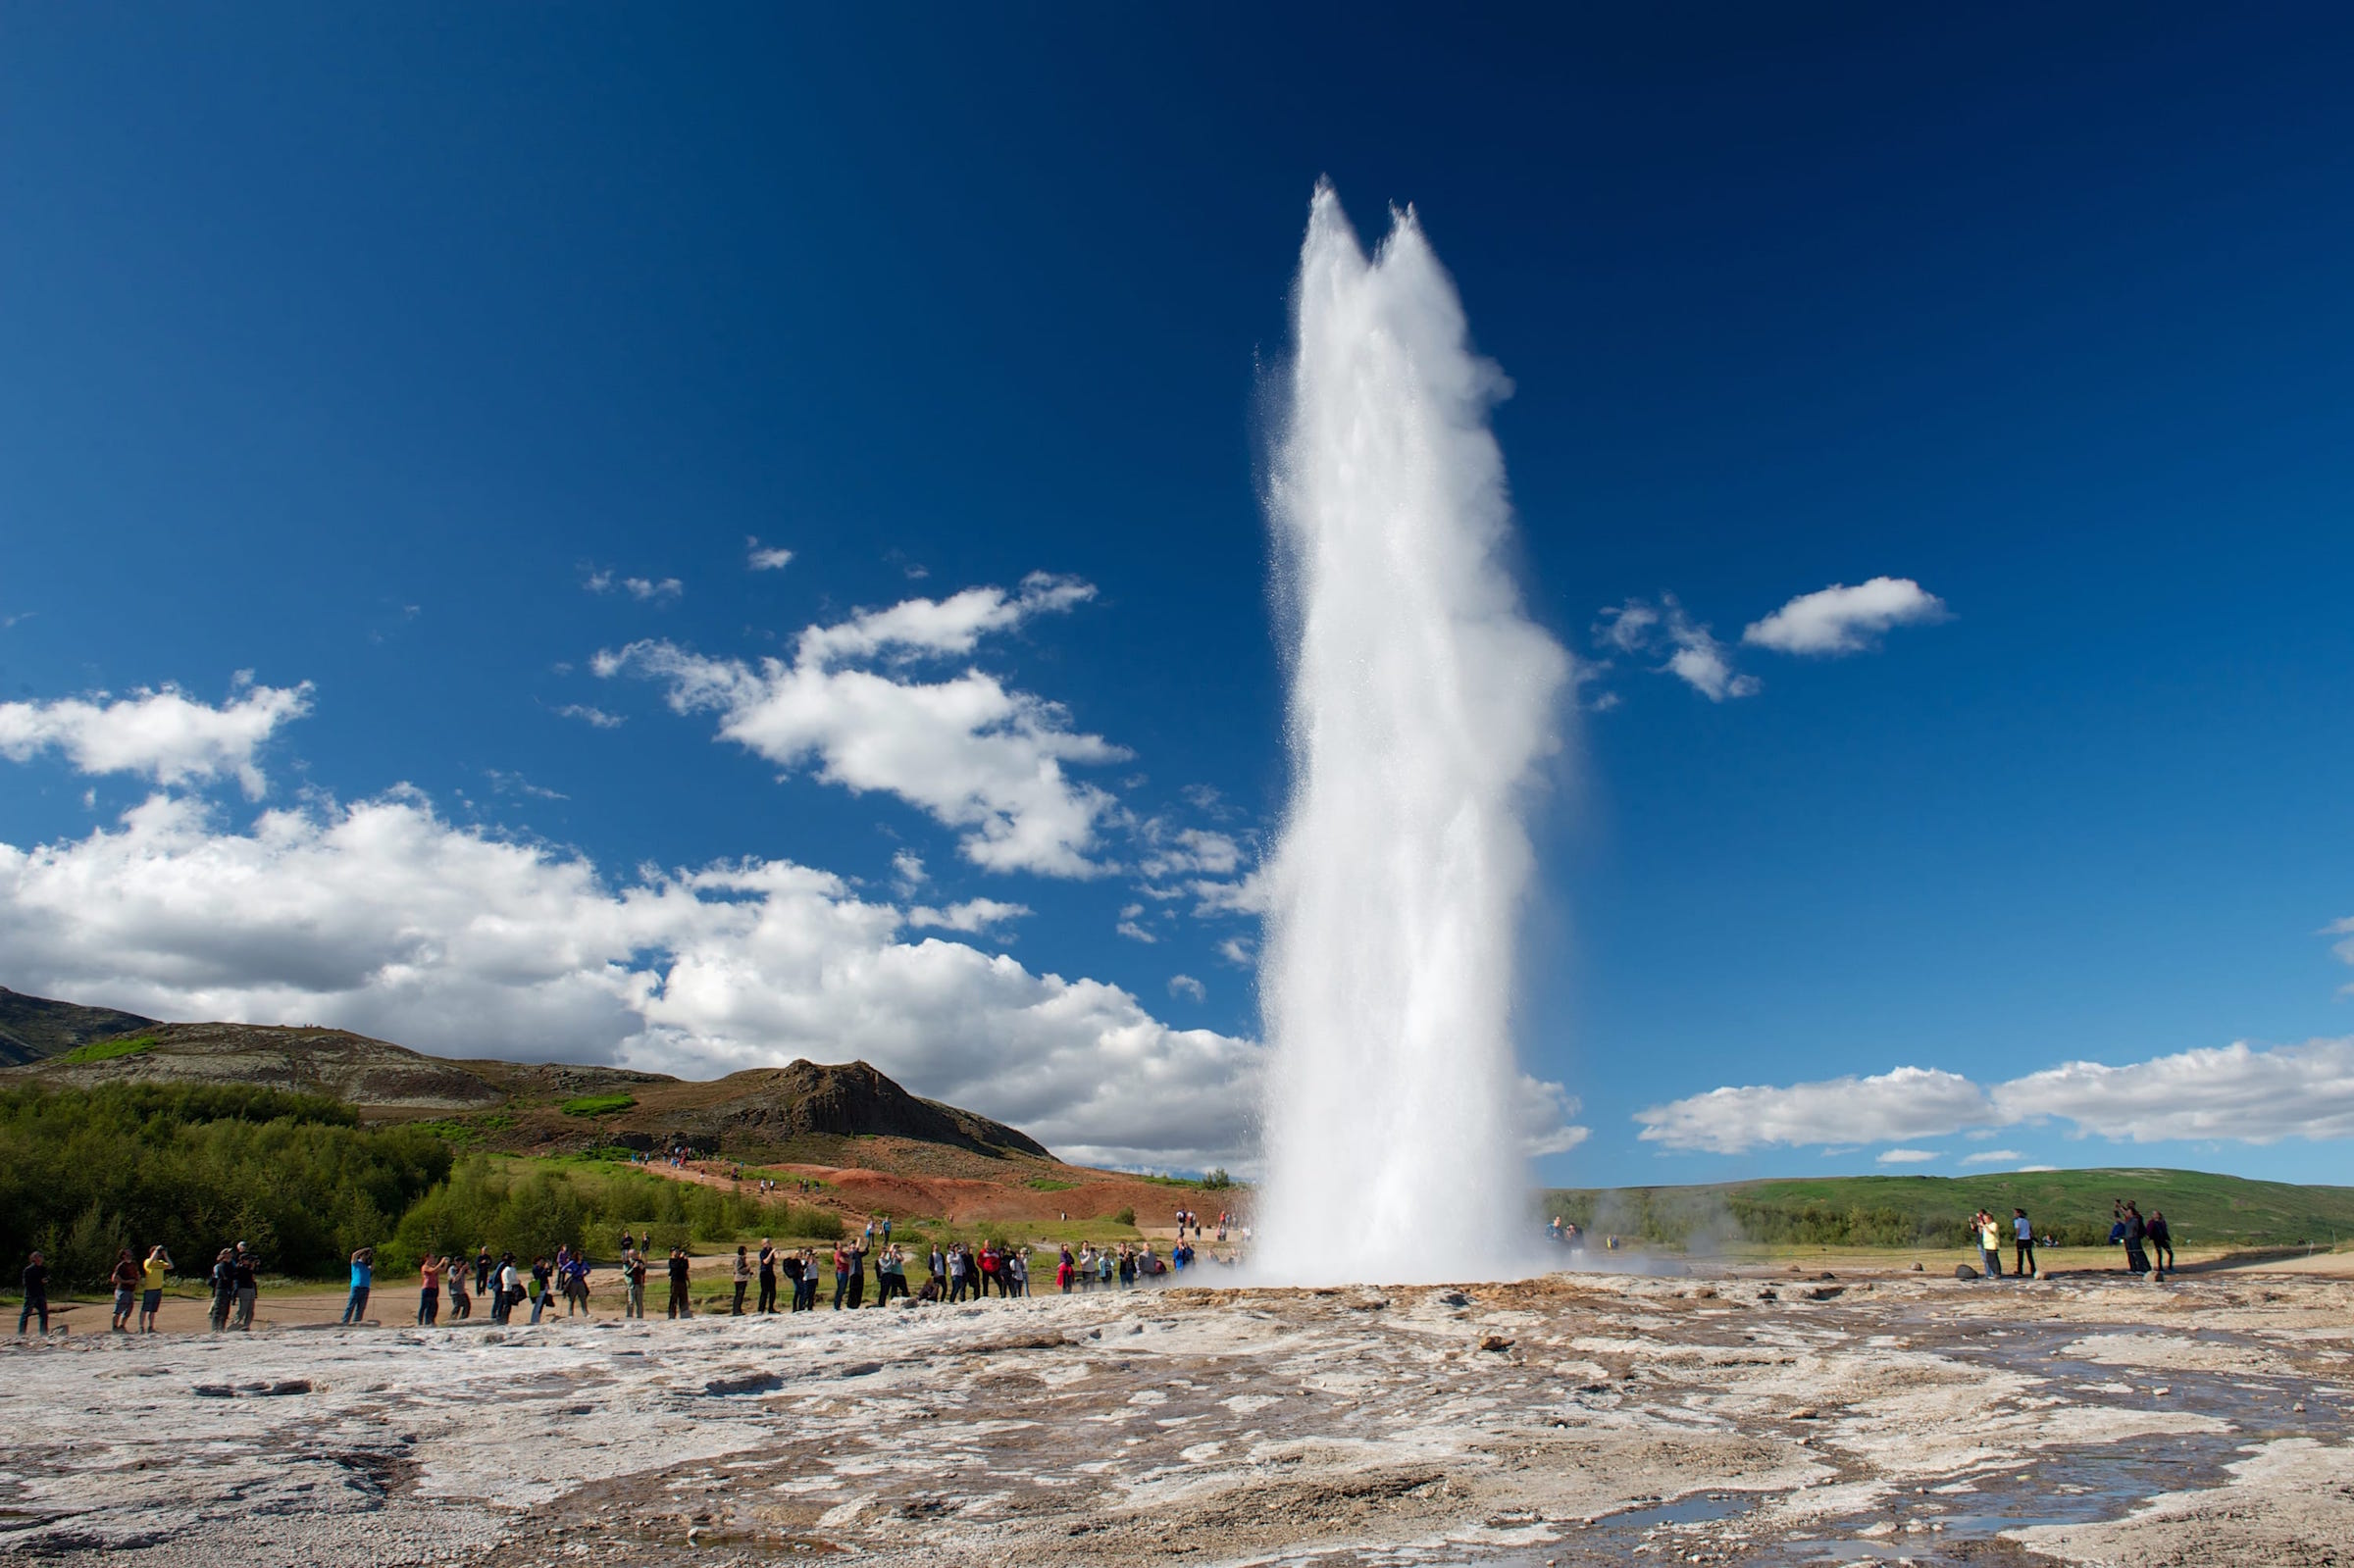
[645,1154,1230,1229]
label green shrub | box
[559,1093,637,1117]
[1027,1178,1077,1192]
[1112,1206,1136,1228]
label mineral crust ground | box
[4,1267,2349,1567]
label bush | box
[384,1159,841,1270]
[1112,1207,1136,1228]
[0,1084,448,1287]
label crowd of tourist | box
[10,1193,2200,1336]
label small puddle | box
[1597,1492,1755,1530]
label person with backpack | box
[528,1256,552,1324]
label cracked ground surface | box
[4,1268,2351,1566]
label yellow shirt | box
[141,1258,169,1290]
[1980,1221,2001,1250]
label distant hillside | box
[0,990,1051,1163]
[0,986,158,1067]
[1544,1169,2354,1250]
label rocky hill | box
[0,986,159,1067]
[0,990,1051,1163]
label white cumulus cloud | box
[746,537,794,572]
[1960,1149,2024,1166]
[1994,1039,2354,1143]
[0,790,1258,1170]
[1743,577,1948,656]
[597,574,1123,878]
[624,577,683,604]
[1639,1037,2354,1154]
[1167,974,1205,1003]
[1635,1066,2000,1154]
[1876,1147,1939,1165]
[0,682,312,799]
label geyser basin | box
[1254,184,1569,1287]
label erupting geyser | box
[1255,185,1570,1286]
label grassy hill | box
[1542,1169,2354,1250]
[0,1007,1052,1162]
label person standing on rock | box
[418,1252,443,1325]
[666,1246,691,1319]
[341,1247,374,1325]
[929,1242,946,1297]
[109,1249,139,1332]
[446,1253,471,1320]
[2013,1210,2036,1279]
[756,1239,778,1314]
[232,1244,258,1330]
[17,1250,48,1337]
[844,1240,868,1310]
[2147,1210,2175,1275]
[731,1245,751,1315]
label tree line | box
[0,1084,843,1290]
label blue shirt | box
[351,1258,372,1288]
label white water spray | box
[1254,186,1570,1286]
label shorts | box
[115,1289,134,1313]
[141,1290,163,1313]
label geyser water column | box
[1255,185,1570,1286]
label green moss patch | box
[559,1092,638,1117]
[60,1035,157,1065]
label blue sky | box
[4,9,2352,1183]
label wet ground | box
[3,1267,2349,1566]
